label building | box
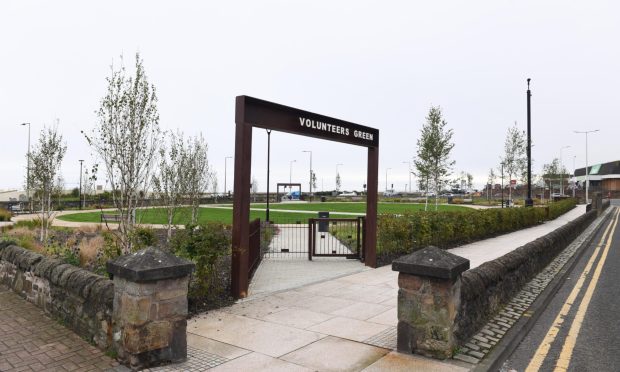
[573,160,620,197]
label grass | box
[249,202,469,214]
[57,207,360,225]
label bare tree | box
[184,133,211,224]
[251,176,259,202]
[487,168,496,200]
[211,172,219,203]
[28,125,67,243]
[153,131,186,241]
[84,53,160,253]
[335,173,342,192]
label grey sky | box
[1,1,618,193]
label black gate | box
[309,217,365,260]
[261,218,310,259]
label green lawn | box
[248,202,469,214]
[57,202,468,225]
[57,207,359,225]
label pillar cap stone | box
[392,246,469,280]
[107,247,195,282]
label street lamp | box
[224,156,232,196]
[385,168,391,192]
[525,79,533,207]
[79,160,84,209]
[402,161,411,193]
[336,163,343,191]
[266,130,271,222]
[573,155,576,198]
[501,162,505,208]
[559,145,570,196]
[302,150,312,197]
[21,123,31,209]
[574,129,599,203]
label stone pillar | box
[107,247,195,370]
[392,246,469,359]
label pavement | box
[0,285,122,372]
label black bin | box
[447,196,453,204]
[318,211,329,232]
[321,196,326,202]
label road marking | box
[525,208,619,372]
[554,208,620,371]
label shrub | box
[0,208,11,221]
[377,206,550,259]
[171,222,231,305]
[130,227,156,250]
[548,198,577,220]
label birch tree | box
[500,122,527,202]
[84,53,160,253]
[487,168,496,200]
[28,125,67,243]
[414,106,455,210]
[184,133,211,224]
[153,131,186,241]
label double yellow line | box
[526,208,620,372]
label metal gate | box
[259,217,364,261]
[309,217,364,260]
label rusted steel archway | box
[231,96,379,298]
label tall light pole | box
[224,156,232,196]
[266,130,271,222]
[574,129,599,203]
[572,155,576,198]
[501,162,505,208]
[302,150,312,197]
[402,161,411,193]
[78,160,84,209]
[385,168,391,192]
[21,123,31,209]
[525,79,533,207]
[289,159,297,185]
[336,163,343,191]
[559,145,570,196]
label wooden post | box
[365,146,379,268]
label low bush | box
[377,205,553,262]
[0,208,11,221]
[171,222,233,312]
[548,198,577,220]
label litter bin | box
[318,211,329,232]
[321,196,326,202]
[447,196,453,204]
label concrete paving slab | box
[307,316,392,342]
[330,301,391,321]
[209,352,314,372]
[261,307,335,329]
[362,351,470,372]
[281,336,390,372]
[188,310,326,357]
[293,294,358,314]
[367,307,398,326]
[186,333,251,360]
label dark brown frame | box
[232,96,379,298]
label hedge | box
[377,198,577,256]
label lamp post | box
[78,160,84,210]
[266,130,271,222]
[336,163,343,191]
[559,145,570,196]
[402,161,411,193]
[21,123,31,209]
[224,156,232,196]
[385,168,391,193]
[289,160,296,184]
[302,150,312,197]
[525,79,533,207]
[574,129,599,203]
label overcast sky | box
[1,1,618,193]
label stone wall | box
[0,242,114,350]
[454,208,598,343]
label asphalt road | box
[502,203,620,372]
